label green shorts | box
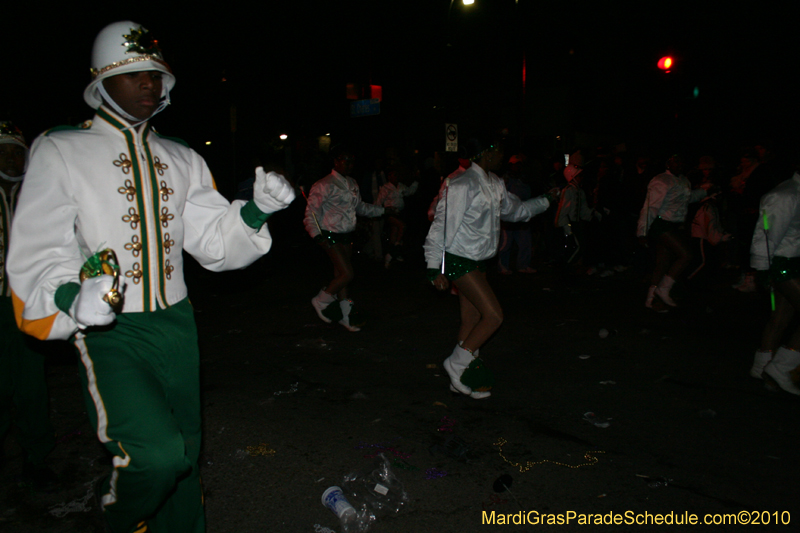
[647,217,682,242]
[770,256,800,284]
[320,231,354,246]
[443,252,488,281]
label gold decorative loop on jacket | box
[159,180,174,202]
[153,156,169,176]
[124,235,142,257]
[125,262,143,284]
[122,207,140,229]
[160,207,174,228]
[163,233,175,254]
[164,259,174,280]
[113,153,133,174]
[118,179,136,202]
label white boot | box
[338,299,361,332]
[449,383,491,399]
[458,341,478,357]
[443,345,473,395]
[763,346,800,395]
[645,285,656,308]
[654,276,677,307]
[311,289,336,323]
[750,349,773,379]
[445,345,491,399]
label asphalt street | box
[2,237,799,532]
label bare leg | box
[650,241,672,286]
[453,270,503,353]
[661,231,693,280]
[325,243,353,299]
[775,279,800,350]
[457,289,481,345]
[395,219,405,245]
[763,278,800,393]
[387,216,405,247]
[760,289,794,351]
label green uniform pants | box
[0,296,55,465]
[75,299,205,533]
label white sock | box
[317,289,336,304]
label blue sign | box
[350,98,381,118]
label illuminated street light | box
[279,134,288,140]
[463,0,474,5]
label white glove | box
[253,167,295,214]
[70,275,117,328]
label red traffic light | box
[657,56,674,72]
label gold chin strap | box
[79,249,123,314]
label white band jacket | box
[7,106,273,340]
[303,170,384,237]
[376,180,418,211]
[750,172,800,271]
[424,163,550,270]
[637,170,706,237]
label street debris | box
[274,382,299,396]
[246,443,276,456]
[583,412,611,428]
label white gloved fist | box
[70,275,117,328]
[253,167,295,214]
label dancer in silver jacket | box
[424,138,556,399]
[304,147,387,331]
[748,171,800,394]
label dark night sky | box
[5,2,797,181]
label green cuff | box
[55,282,81,314]
[426,268,440,282]
[240,200,272,229]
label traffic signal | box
[657,56,674,72]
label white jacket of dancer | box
[303,170,384,238]
[637,170,706,237]
[428,165,469,220]
[424,163,550,270]
[750,172,800,271]
[7,106,273,341]
[376,180,418,212]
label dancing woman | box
[637,155,709,308]
[424,139,558,399]
[304,147,387,332]
[749,170,800,394]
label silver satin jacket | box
[750,173,800,270]
[303,170,385,237]
[424,164,550,269]
[428,166,468,220]
[637,170,706,237]
[376,180,418,211]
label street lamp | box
[447,0,475,47]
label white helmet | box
[83,21,176,110]
[0,121,29,182]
